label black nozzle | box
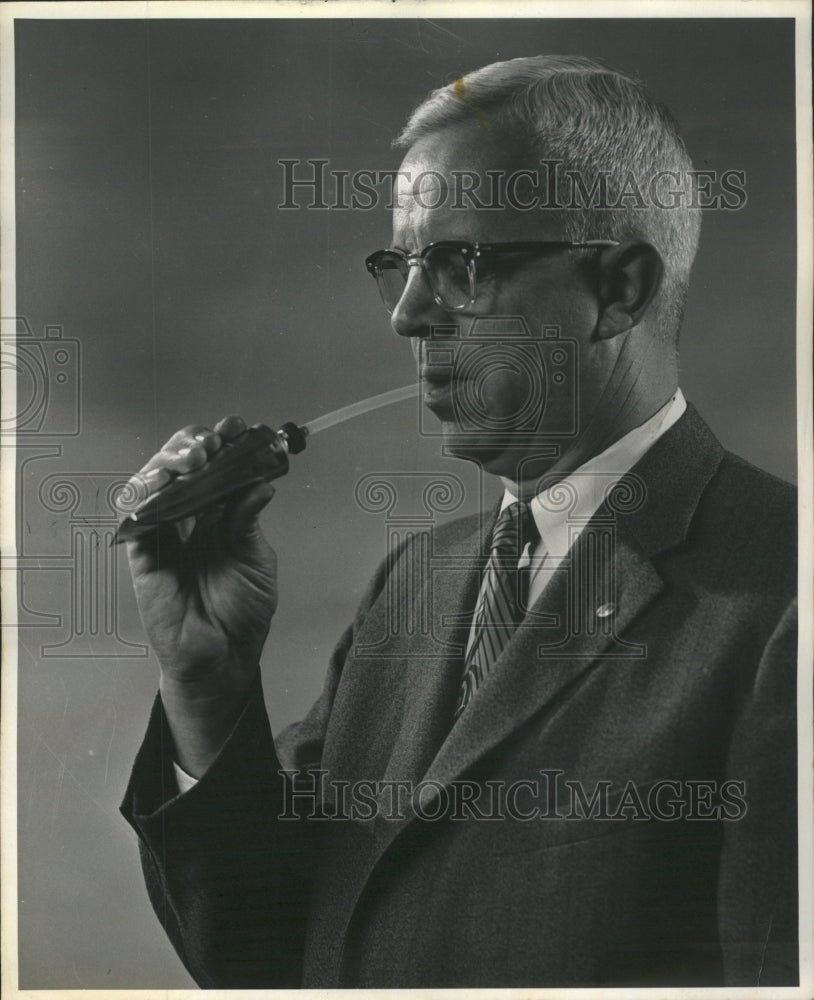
[280,422,307,454]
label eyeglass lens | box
[376,247,473,312]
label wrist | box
[160,669,253,710]
[159,666,259,778]
[159,650,259,703]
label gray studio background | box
[14,17,797,988]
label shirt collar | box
[501,390,687,556]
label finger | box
[213,415,247,442]
[119,421,234,513]
[150,441,209,476]
[115,466,172,513]
[222,482,276,543]
[130,427,210,480]
[165,423,217,450]
[118,436,210,513]
[191,428,222,456]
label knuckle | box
[166,425,205,450]
[137,455,164,477]
[185,442,207,466]
[215,414,246,437]
[195,430,222,453]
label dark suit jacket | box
[121,404,798,988]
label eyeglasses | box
[365,240,618,313]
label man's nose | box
[390,264,447,339]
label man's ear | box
[594,239,664,340]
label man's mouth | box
[419,367,457,412]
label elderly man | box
[120,56,797,988]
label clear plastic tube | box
[302,383,420,437]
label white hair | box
[394,55,701,338]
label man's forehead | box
[395,122,532,194]
[391,123,549,244]
[394,167,447,203]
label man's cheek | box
[473,370,546,427]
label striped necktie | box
[453,500,538,721]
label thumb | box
[222,482,276,543]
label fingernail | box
[176,516,196,542]
[194,433,207,442]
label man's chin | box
[438,421,510,470]
[438,421,562,481]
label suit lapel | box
[373,508,491,815]
[370,521,663,852]
[422,526,664,795]
[369,403,725,854]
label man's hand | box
[120,415,277,776]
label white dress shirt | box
[465,390,687,653]
[175,390,687,794]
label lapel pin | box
[596,602,616,619]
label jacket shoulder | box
[716,450,795,506]
[679,449,797,606]
[701,450,796,543]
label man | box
[119,56,797,988]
